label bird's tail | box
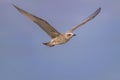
[43,42,54,47]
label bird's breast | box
[51,35,70,45]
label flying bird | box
[13,4,101,47]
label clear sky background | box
[0,0,120,80]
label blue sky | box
[0,0,120,80]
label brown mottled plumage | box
[13,4,101,47]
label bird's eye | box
[67,34,71,36]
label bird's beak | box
[73,34,76,36]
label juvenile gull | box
[13,5,101,47]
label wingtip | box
[12,4,20,10]
[94,7,101,15]
[12,4,17,8]
[98,7,101,9]
[98,7,101,12]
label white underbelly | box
[52,36,70,45]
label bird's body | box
[13,4,101,47]
[43,33,75,47]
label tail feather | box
[43,42,54,47]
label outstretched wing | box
[13,4,61,38]
[67,8,101,32]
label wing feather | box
[13,4,61,38]
[67,8,101,32]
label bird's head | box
[64,33,76,39]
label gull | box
[13,4,101,47]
